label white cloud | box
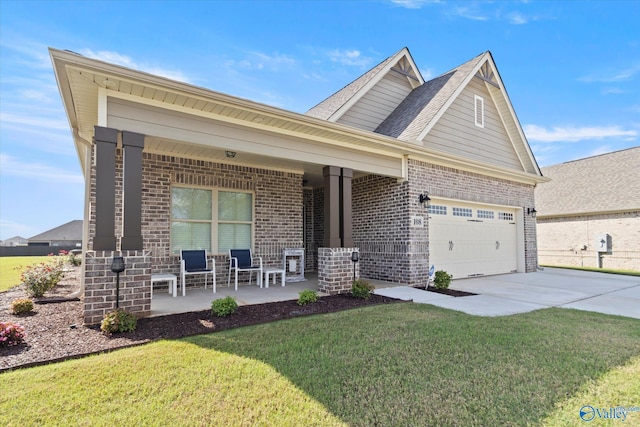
[79,49,193,83]
[327,49,373,68]
[0,219,37,241]
[0,153,83,184]
[389,0,442,9]
[524,124,638,142]
[455,6,489,21]
[579,64,640,83]
[587,145,613,157]
[507,11,527,24]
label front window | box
[171,187,253,254]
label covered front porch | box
[149,273,403,317]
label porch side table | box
[263,267,285,288]
[151,273,178,298]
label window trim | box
[474,95,485,128]
[170,184,255,255]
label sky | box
[1,0,638,241]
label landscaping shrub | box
[10,298,34,315]
[61,249,82,267]
[433,270,453,289]
[297,289,318,305]
[212,296,238,317]
[352,279,375,299]
[0,321,26,347]
[19,257,65,297]
[100,309,138,334]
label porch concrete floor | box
[150,273,404,317]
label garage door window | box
[477,210,494,219]
[453,207,472,217]
[429,205,447,215]
[499,212,514,221]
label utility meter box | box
[595,234,611,252]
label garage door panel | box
[429,201,518,278]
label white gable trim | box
[327,48,424,122]
[417,53,541,176]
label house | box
[28,220,83,247]
[0,236,27,247]
[50,47,546,324]
[535,147,640,271]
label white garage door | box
[429,201,518,279]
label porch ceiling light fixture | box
[527,207,537,217]
[225,151,236,159]
[419,193,431,207]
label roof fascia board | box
[106,90,407,160]
[327,48,423,122]
[484,56,542,176]
[416,52,490,141]
[537,208,639,219]
[410,148,550,185]
[484,82,529,172]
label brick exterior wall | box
[83,250,151,325]
[537,211,640,271]
[318,247,359,294]
[84,149,303,323]
[411,160,538,273]
[350,159,538,286]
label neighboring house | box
[28,220,83,247]
[0,236,28,247]
[51,47,546,324]
[536,147,640,271]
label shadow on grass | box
[184,304,640,426]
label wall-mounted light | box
[419,193,431,207]
[225,151,236,158]
[527,207,537,217]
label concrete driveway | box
[374,268,640,319]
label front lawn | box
[1,304,639,426]
[0,256,53,292]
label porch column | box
[323,166,341,247]
[120,131,145,250]
[93,126,118,250]
[340,168,353,247]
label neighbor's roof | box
[536,147,640,217]
[374,53,485,141]
[28,220,83,242]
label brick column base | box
[318,247,359,295]
[84,250,151,325]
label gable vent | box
[474,95,484,128]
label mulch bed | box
[415,286,477,297]
[1,266,402,372]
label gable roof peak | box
[305,47,423,121]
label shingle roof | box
[536,147,640,217]
[28,220,83,242]
[374,52,486,141]
[305,49,405,120]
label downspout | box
[67,130,93,299]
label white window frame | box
[474,95,485,128]
[170,185,255,255]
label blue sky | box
[1,0,638,240]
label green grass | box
[1,305,639,426]
[541,264,640,276]
[0,256,53,292]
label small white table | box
[263,268,285,288]
[151,273,178,298]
